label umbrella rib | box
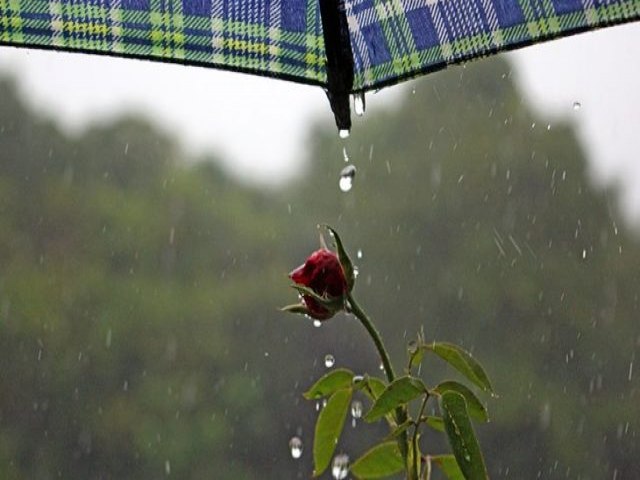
[319,0,355,131]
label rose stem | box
[346,292,413,476]
[346,292,395,383]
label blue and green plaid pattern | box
[345,0,640,90]
[0,0,327,85]
[0,0,639,91]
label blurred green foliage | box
[0,56,638,479]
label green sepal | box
[280,303,310,316]
[321,225,356,292]
[290,284,345,310]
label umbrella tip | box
[326,90,352,133]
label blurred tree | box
[0,55,638,480]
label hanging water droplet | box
[315,401,321,411]
[332,453,349,480]
[379,362,385,371]
[105,328,112,348]
[289,436,303,459]
[339,129,350,139]
[354,92,366,117]
[339,165,357,192]
[357,249,363,259]
[342,146,350,163]
[351,400,363,419]
[572,101,581,110]
[313,319,322,328]
[324,354,335,368]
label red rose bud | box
[288,248,348,320]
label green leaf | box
[350,441,404,479]
[364,376,426,423]
[383,420,413,441]
[304,369,355,400]
[354,376,388,401]
[430,455,465,480]
[423,416,445,432]
[433,381,489,422]
[322,225,355,292]
[440,392,488,480]
[426,343,493,394]
[313,388,352,477]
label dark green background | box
[0,56,638,479]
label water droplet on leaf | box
[332,453,349,480]
[339,165,357,192]
[324,354,335,368]
[289,436,303,459]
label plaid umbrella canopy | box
[1,0,639,130]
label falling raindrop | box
[165,460,171,476]
[342,146,350,163]
[582,249,587,259]
[354,92,366,117]
[339,129,350,139]
[289,436,303,459]
[572,101,582,110]
[357,249,363,259]
[313,320,322,328]
[547,124,552,131]
[339,165,357,192]
[332,453,349,480]
[105,328,112,349]
[324,354,335,368]
[351,400,363,419]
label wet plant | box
[283,226,494,479]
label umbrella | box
[1,0,638,131]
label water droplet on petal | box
[572,101,581,110]
[339,165,357,192]
[324,354,335,368]
[289,436,303,459]
[313,319,322,328]
[351,400,363,419]
[339,129,350,139]
[332,453,349,480]
[354,92,366,117]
